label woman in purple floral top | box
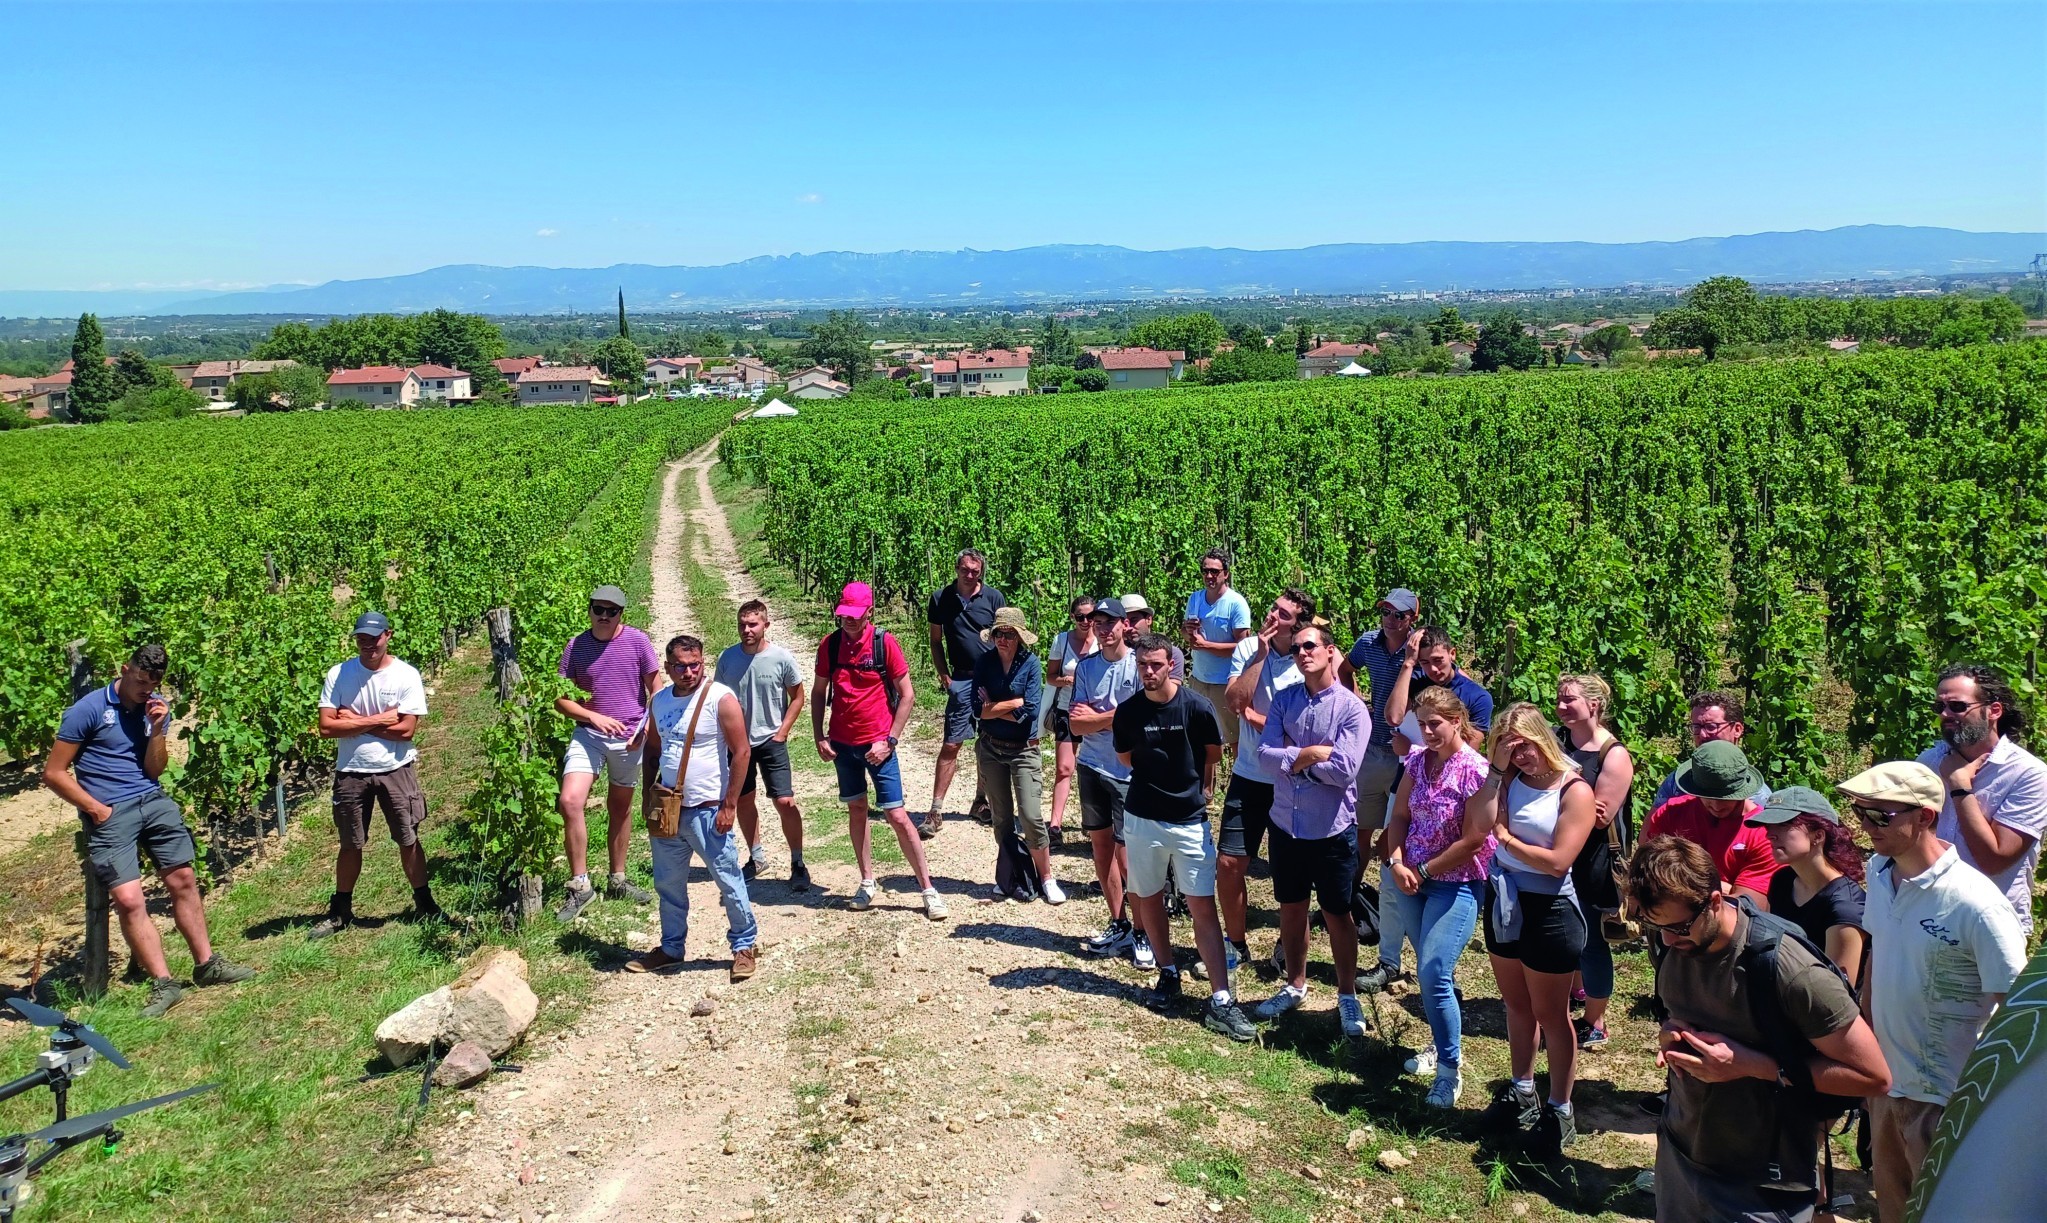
[1381,685,1497,1108]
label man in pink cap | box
[810,581,946,919]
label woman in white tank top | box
[1479,702,1597,1155]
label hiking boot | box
[193,954,255,986]
[409,887,447,924]
[1203,996,1257,1043]
[625,947,683,974]
[1252,985,1306,1021]
[789,862,812,892]
[1131,932,1157,971]
[1577,1019,1608,1051]
[1404,1046,1438,1077]
[1084,919,1133,957]
[1357,962,1397,995]
[605,874,653,905]
[917,814,942,839]
[1532,1103,1577,1156]
[921,888,949,921]
[556,881,597,923]
[1482,1082,1542,1133]
[730,948,758,981]
[141,977,184,1018]
[1337,993,1370,1039]
[1147,965,1183,1011]
[849,879,877,911]
[1426,1064,1464,1109]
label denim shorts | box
[943,677,979,745]
[831,741,906,809]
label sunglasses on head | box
[589,603,622,618]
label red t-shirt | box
[814,625,909,747]
[1643,795,1778,895]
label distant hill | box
[5,226,2040,318]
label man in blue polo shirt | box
[42,643,255,1017]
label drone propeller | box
[2,998,131,1071]
[24,1083,216,1147]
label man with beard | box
[1916,663,2047,934]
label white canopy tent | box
[1337,361,1372,377]
[751,398,800,418]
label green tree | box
[68,314,118,423]
[617,289,630,339]
[232,363,330,412]
[1126,311,1227,359]
[1225,320,1267,347]
[1579,323,1639,361]
[797,310,871,383]
[591,335,645,395]
[107,382,205,422]
[1073,368,1110,392]
[1471,312,1542,372]
[1650,276,1763,359]
[1200,345,1298,385]
[111,349,160,397]
[969,320,1016,352]
[690,329,730,358]
[1426,307,1476,346]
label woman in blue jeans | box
[1380,685,1496,1108]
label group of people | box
[43,550,2044,1223]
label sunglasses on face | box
[589,604,622,618]
[993,629,1021,641]
[1288,641,1325,655]
[1201,568,1225,578]
[1645,901,1708,937]
[1932,699,1984,716]
[1852,802,1907,828]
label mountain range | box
[5,226,2041,318]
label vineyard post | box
[67,639,110,1000]
[274,770,288,838]
[485,606,543,922]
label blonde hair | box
[1558,673,1614,726]
[1413,684,1485,748]
[1488,701,1576,776]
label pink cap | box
[833,581,875,618]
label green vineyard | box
[723,345,2047,782]
[0,402,728,832]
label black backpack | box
[824,629,900,715]
[994,823,1040,902]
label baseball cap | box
[588,584,629,609]
[1836,761,1944,813]
[1091,597,1127,620]
[833,581,875,618]
[1120,594,1153,617]
[352,611,391,637]
[1377,588,1420,614]
[1745,785,1839,827]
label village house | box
[1297,341,1378,379]
[327,365,421,407]
[408,364,471,402]
[494,356,544,383]
[786,365,850,399]
[645,356,703,389]
[518,365,610,404]
[187,358,301,402]
[929,348,1029,397]
[1094,347,1184,390]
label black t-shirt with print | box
[1112,685,1223,824]
[927,583,1007,678]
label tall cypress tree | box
[68,313,117,423]
[617,289,629,339]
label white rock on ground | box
[375,987,452,1068]
[446,948,539,1058]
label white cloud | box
[796,193,823,205]
[536,227,559,237]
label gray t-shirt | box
[714,642,803,747]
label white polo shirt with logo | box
[1863,844,2027,1104]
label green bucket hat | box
[1674,740,1764,802]
[1745,784,1838,827]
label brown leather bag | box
[646,687,709,839]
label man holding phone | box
[43,643,256,1016]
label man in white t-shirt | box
[715,599,808,889]
[1072,599,1147,965]
[1918,663,2047,935]
[1215,589,1312,978]
[633,634,758,982]
[312,612,434,939]
[1181,550,1253,749]
[1838,759,2027,1223]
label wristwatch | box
[1949,787,1973,799]
[886,735,899,748]
[1418,862,1434,884]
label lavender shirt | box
[1257,681,1371,840]
[559,626,660,729]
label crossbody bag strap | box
[672,685,711,793]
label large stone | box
[432,1040,495,1088]
[446,948,538,1058]
[375,986,452,1068]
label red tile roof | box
[953,348,1029,370]
[495,356,544,377]
[517,365,606,384]
[328,366,414,385]
[1097,348,1177,370]
[408,364,470,379]
[192,360,238,379]
[646,356,702,370]
[1303,342,1374,360]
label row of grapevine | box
[0,403,729,832]
[722,346,2047,781]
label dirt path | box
[381,445,1257,1223]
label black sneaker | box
[192,954,255,986]
[140,977,184,1018]
[1531,1103,1578,1156]
[1147,965,1183,1011]
[1481,1083,1542,1133]
[1203,997,1257,1043]
[556,882,597,923]
[1356,962,1396,995]
[1576,1019,1608,1051]
[743,857,760,883]
[605,875,653,905]
[789,862,812,892]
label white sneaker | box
[922,888,949,921]
[850,879,877,911]
[1252,985,1305,1021]
[1131,932,1157,971]
[1404,1046,1438,1077]
[1425,1063,1463,1109]
[1041,877,1067,905]
[1337,993,1369,1039]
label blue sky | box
[4,1,2043,289]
